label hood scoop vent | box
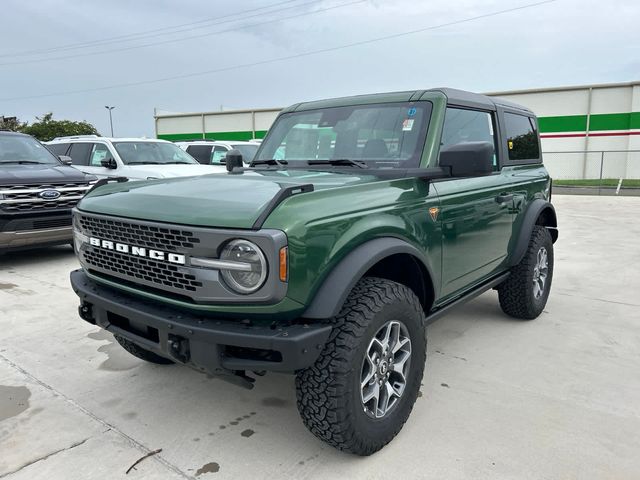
[252,184,314,229]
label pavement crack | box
[0,438,89,478]
[555,291,640,307]
[0,352,194,480]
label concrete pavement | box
[1,195,639,479]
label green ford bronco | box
[70,88,558,455]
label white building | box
[489,81,640,180]
[155,81,640,180]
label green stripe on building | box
[538,112,640,133]
[588,112,640,131]
[538,115,587,133]
[158,130,268,142]
[159,113,640,140]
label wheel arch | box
[302,237,436,319]
[508,199,558,267]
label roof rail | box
[52,134,100,141]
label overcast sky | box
[1,0,638,137]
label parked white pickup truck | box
[46,136,226,180]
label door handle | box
[496,193,514,204]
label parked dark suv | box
[0,131,96,252]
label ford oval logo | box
[39,189,61,200]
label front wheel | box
[295,277,426,455]
[498,225,554,319]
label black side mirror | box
[59,155,73,166]
[100,158,117,169]
[439,141,494,177]
[225,149,243,172]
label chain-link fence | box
[543,150,640,194]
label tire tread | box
[295,277,426,455]
[498,226,553,319]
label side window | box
[440,108,498,170]
[66,143,92,166]
[211,146,229,164]
[504,113,540,161]
[186,145,212,164]
[89,144,111,167]
[47,143,69,156]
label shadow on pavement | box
[0,245,75,269]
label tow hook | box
[168,334,190,363]
[78,302,95,324]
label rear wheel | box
[498,226,554,319]
[114,335,174,365]
[295,277,426,455]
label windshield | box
[0,134,60,165]
[256,102,432,168]
[113,141,199,165]
[230,144,259,162]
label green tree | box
[20,113,100,142]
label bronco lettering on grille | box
[89,237,186,265]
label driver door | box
[435,107,514,300]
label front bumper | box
[0,226,72,250]
[71,270,331,382]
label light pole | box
[104,106,115,137]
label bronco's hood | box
[77,169,379,228]
[0,163,92,185]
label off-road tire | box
[114,335,174,365]
[498,226,554,319]
[295,277,427,455]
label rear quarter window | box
[504,113,540,162]
[186,145,213,164]
[47,143,69,156]
[67,143,92,166]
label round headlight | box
[220,239,267,294]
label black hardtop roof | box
[435,87,534,114]
[285,87,534,116]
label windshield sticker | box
[407,107,417,117]
[402,119,415,131]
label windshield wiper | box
[250,159,288,167]
[127,161,162,165]
[165,161,194,164]
[307,159,367,169]
[0,160,49,165]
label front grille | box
[83,248,203,292]
[74,211,284,304]
[32,217,72,230]
[78,215,200,252]
[76,212,209,300]
[0,182,91,212]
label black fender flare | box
[508,199,558,267]
[302,237,436,319]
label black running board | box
[426,272,510,325]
